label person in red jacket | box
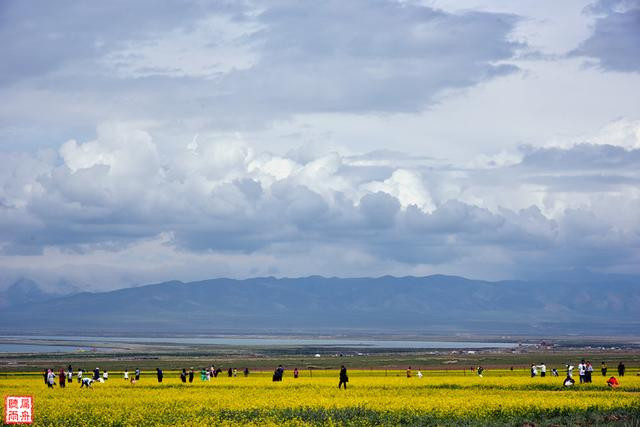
[607,376,619,388]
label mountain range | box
[0,274,638,336]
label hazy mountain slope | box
[0,275,637,335]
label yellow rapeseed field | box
[2,369,639,425]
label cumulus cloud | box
[1,123,639,288]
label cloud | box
[217,0,522,114]
[1,123,639,288]
[571,0,640,72]
[1,1,640,289]
[0,0,523,144]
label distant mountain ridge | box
[0,274,638,335]
[0,278,79,309]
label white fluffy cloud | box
[1,122,639,288]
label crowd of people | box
[40,364,352,389]
[540,360,628,388]
[39,360,630,390]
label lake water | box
[0,343,94,353]
[0,335,519,353]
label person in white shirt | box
[417,370,423,378]
[566,364,574,378]
[47,370,56,388]
[531,365,537,377]
[124,369,129,380]
[81,377,94,388]
[578,360,586,383]
[103,371,108,381]
[538,363,547,377]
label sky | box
[1,0,639,290]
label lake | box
[0,335,519,353]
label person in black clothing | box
[43,369,48,385]
[156,368,163,383]
[180,368,187,383]
[339,365,349,389]
[93,367,100,380]
[189,368,194,383]
[135,368,140,381]
[272,365,284,381]
[618,362,625,377]
[228,367,233,377]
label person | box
[93,367,100,381]
[552,368,559,377]
[156,368,163,383]
[586,361,593,383]
[477,366,484,377]
[200,368,207,381]
[47,369,56,388]
[578,360,586,383]
[135,368,140,381]
[406,366,412,378]
[233,368,238,377]
[59,368,66,388]
[339,365,348,389]
[293,368,299,379]
[607,376,619,388]
[67,365,73,384]
[77,368,83,383]
[617,362,625,377]
[228,367,233,377]
[206,369,211,381]
[124,369,129,380]
[601,362,607,376]
[273,365,284,382]
[103,370,109,381]
[563,375,575,387]
[417,370,423,379]
[566,364,574,378]
[80,377,94,388]
[43,369,48,385]
[530,364,537,378]
[180,368,187,383]
[244,367,249,377]
[539,363,546,377]
[189,368,194,383]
